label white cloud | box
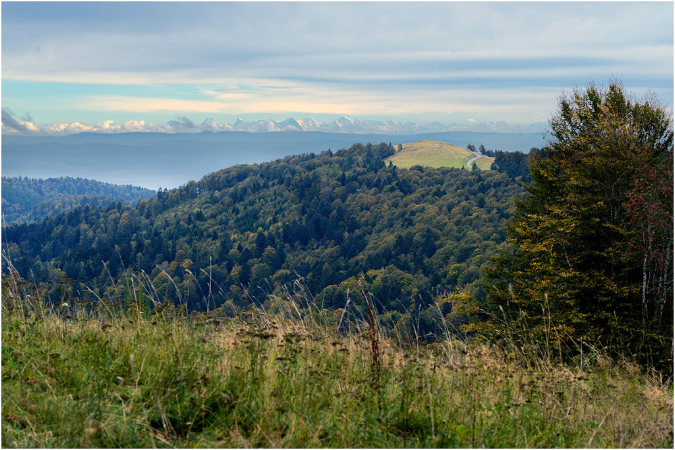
[122,120,156,132]
[40,122,96,135]
[23,121,39,132]
[97,120,121,132]
[5,119,162,136]
[1,2,671,127]
[3,3,671,87]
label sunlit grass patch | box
[386,140,494,170]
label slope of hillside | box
[386,140,494,170]
[1,176,156,225]
[3,143,523,338]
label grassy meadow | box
[1,266,672,448]
[386,141,494,170]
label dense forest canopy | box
[468,144,546,182]
[2,176,156,225]
[3,142,526,337]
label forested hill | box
[4,143,525,331]
[2,176,156,225]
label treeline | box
[4,142,524,337]
[2,176,156,224]
[467,144,547,182]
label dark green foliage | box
[482,81,673,372]
[474,146,546,182]
[2,176,156,224]
[4,143,523,334]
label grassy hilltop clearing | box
[386,141,494,170]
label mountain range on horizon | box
[1,111,548,136]
[173,116,549,135]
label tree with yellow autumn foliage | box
[483,81,673,371]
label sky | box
[1,1,673,135]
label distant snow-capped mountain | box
[216,116,547,134]
[2,114,547,137]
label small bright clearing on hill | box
[387,140,494,170]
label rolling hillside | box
[2,176,156,225]
[3,143,523,330]
[386,140,494,170]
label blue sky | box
[2,1,673,135]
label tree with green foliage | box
[482,81,673,371]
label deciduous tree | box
[483,81,673,370]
